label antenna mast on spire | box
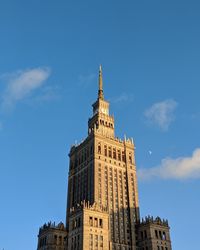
[98,65,104,100]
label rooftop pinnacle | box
[98,65,104,100]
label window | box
[77,235,80,248]
[95,235,98,247]
[122,151,125,162]
[162,231,166,240]
[78,217,81,227]
[118,150,121,161]
[113,148,116,159]
[59,236,62,245]
[73,219,77,229]
[71,238,73,250]
[89,234,93,250]
[94,217,98,227]
[99,235,103,247]
[74,236,77,249]
[104,145,107,156]
[108,147,112,158]
[54,235,57,244]
[99,218,103,228]
[129,153,132,163]
[89,217,93,226]
[98,143,101,154]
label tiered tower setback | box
[67,66,140,249]
[37,67,172,250]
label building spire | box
[98,65,104,100]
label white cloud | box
[144,99,177,131]
[1,67,50,111]
[138,148,200,180]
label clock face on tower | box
[100,108,108,115]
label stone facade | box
[68,202,109,250]
[37,66,172,250]
[37,222,67,250]
[136,216,172,250]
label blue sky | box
[0,0,200,249]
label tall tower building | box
[37,66,172,250]
[66,66,140,250]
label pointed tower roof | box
[98,65,104,100]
